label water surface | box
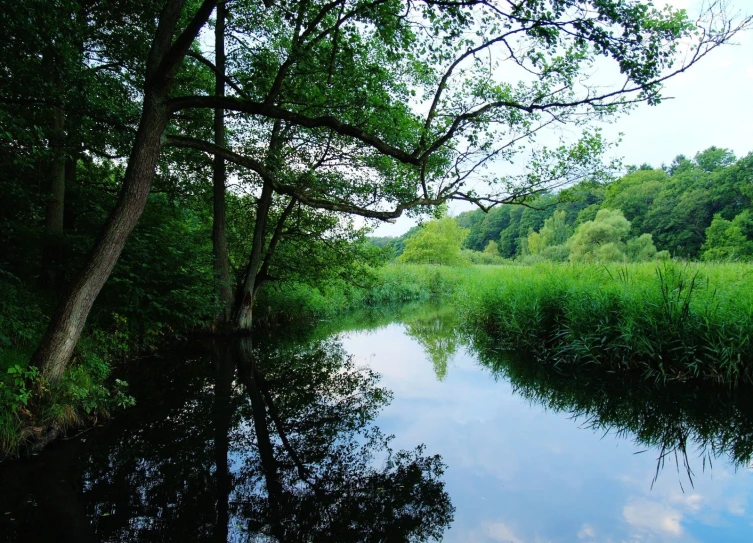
[2,304,753,542]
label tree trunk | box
[233,121,284,330]
[42,104,66,290]
[212,1,233,326]
[234,180,273,330]
[33,92,172,381]
[32,0,215,382]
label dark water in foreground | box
[2,304,753,542]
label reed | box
[459,262,753,386]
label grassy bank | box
[459,262,753,386]
[255,264,477,322]
[263,261,753,386]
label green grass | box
[256,264,479,322]
[266,261,753,387]
[458,261,753,386]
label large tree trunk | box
[33,92,172,381]
[212,2,233,326]
[32,0,213,382]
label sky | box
[372,0,753,237]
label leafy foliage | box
[398,218,469,266]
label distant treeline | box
[372,148,753,262]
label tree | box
[568,208,631,262]
[702,212,753,261]
[26,0,750,380]
[695,146,736,173]
[601,169,667,235]
[211,1,233,325]
[398,218,468,265]
[625,233,664,262]
[526,209,571,257]
[539,210,572,248]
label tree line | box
[376,148,753,264]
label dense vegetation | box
[375,149,753,264]
[1,0,750,458]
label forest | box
[1,0,752,470]
[372,148,753,264]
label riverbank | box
[0,280,135,459]
[460,262,753,386]
[5,260,753,458]
[262,261,753,386]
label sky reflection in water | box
[340,319,753,543]
[2,304,753,542]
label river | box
[2,303,752,542]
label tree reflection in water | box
[0,337,454,542]
[403,306,460,381]
[469,329,753,487]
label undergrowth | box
[0,277,135,459]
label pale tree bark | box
[234,179,273,330]
[212,1,233,326]
[233,121,283,330]
[33,0,218,382]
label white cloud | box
[623,499,684,537]
[485,522,527,543]
[578,523,596,540]
[669,492,703,513]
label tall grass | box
[459,262,753,386]
[260,261,753,386]
[256,264,479,323]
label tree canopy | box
[1,0,750,382]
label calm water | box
[2,304,753,542]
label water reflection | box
[468,329,753,482]
[0,337,454,542]
[5,304,753,543]
[403,306,460,381]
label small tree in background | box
[702,212,753,261]
[399,218,469,266]
[568,209,630,262]
[568,209,665,263]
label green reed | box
[458,262,753,386]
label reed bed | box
[459,262,753,386]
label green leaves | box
[398,217,469,266]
